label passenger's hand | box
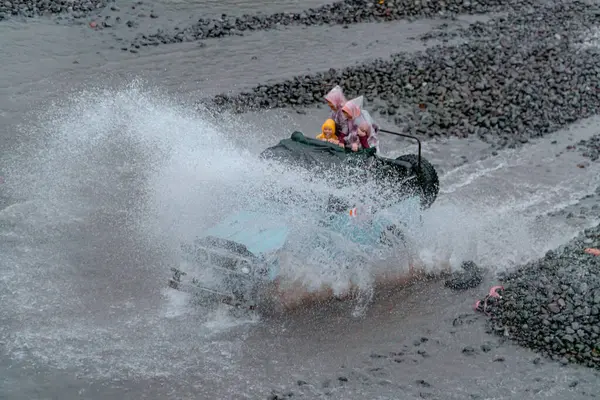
[357,130,366,137]
[338,142,345,148]
[351,143,359,152]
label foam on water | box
[1,82,600,380]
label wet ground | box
[2,2,600,399]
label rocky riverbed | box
[476,222,600,370]
[0,0,111,19]
[123,0,534,48]
[206,1,600,151]
[0,0,539,41]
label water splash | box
[412,118,600,272]
[2,82,599,381]
[0,82,423,379]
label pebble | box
[206,1,600,150]
[478,223,600,368]
[416,379,432,387]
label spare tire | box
[395,154,439,209]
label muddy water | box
[1,4,600,400]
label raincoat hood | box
[324,85,347,111]
[342,96,363,119]
[322,119,336,135]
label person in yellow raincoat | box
[316,119,339,144]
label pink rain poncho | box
[356,109,379,151]
[341,96,363,148]
[324,85,346,111]
[324,85,348,143]
[356,120,372,150]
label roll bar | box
[379,129,421,169]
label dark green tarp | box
[259,132,440,209]
[259,131,414,177]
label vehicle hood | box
[203,211,289,255]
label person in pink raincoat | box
[324,85,348,145]
[341,96,363,151]
[355,109,379,152]
[356,120,373,151]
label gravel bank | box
[206,1,600,149]
[128,0,535,48]
[0,0,110,19]
[478,220,600,369]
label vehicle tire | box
[395,154,439,209]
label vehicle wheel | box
[395,154,439,209]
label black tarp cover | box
[259,131,414,177]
